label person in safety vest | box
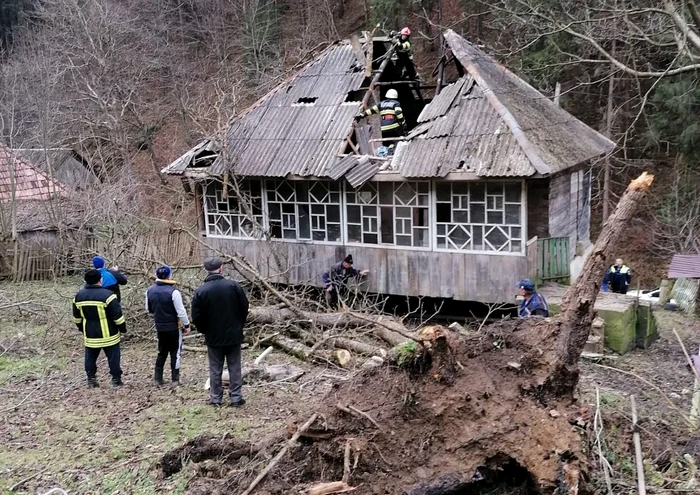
[92,255,128,302]
[517,278,549,317]
[358,89,406,152]
[602,258,631,294]
[391,27,416,80]
[73,269,127,388]
[146,265,191,387]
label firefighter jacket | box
[365,99,405,132]
[73,284,127,348]
[395,39,413,60]
[519,292,549,317]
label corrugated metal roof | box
[345,156,379,187]
[327,155,359,180]
[392,32,616,178]
[192,43,364,179]
[668,254,700,279]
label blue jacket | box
[98,268,128,301]
[603,265,631,294]
[519,292,549,317]
[322,262,359,289]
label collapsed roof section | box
[163,30,615,182]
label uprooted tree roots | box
[160,173,654,494]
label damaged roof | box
[392,30,615,178]
[164,31,615,181]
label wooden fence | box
[1,229,202,283]
[527,236,571,285]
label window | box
[266,180,342,242]
[346,182,430,247]
[203,180,264,238]
[435,181,523,253]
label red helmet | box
[400,27,411,36]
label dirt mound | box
[161,321,587,494]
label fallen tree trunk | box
[164,174,654,494]
[248,308,413,347]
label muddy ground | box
[1,278,699,494]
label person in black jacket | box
[192,257,249,407]
[322,254,369,309]
[146,265,191,387]
[92,256,128,302]
[73,269,127,388]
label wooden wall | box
[548,168,591,259]
[205,237,527,303]
[527,179,550,240]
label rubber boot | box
[154,366,164,386]
[111,377,124,387]
[87,376,99,388]
[171,368,180,387]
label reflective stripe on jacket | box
[365,99,405,131]
[73,285,126,348]
[519,292,549,318]
[396,40,413,60]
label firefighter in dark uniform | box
[603,258,631,294]
[73,269,127,388]
[358,88,406,153]
[392,27,416,80]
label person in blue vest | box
[517,278,549,317]
[146,265,191,386]
[602,258,631,294]
[92,256,128,302]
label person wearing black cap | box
[146,265,191,386]
[192,257,249,407]
[322,254,369,309]
[72,269,127,388]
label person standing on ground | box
[322,254,370,309]
[146,265,190,387]
[73,269,127,387]
[192,257,249,407]
[92,256,128,302]
[517,278,549,317]
[603,258,631,294]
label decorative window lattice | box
[345,181,430,247]
[266,180,342,242]
[435,182,523,253]
[203,180,264,238]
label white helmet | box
[386,89,398,99]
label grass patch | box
[0,355,68,384]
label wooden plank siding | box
[548,169,591,260]
[205,237,527,303]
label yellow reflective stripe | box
[380,110,396,116]
[84,334,120,348]
[73,317,83,324]
[114,315,125,325]
[105,294,117,305]
[97,305,109,339]
[74,301,107,308]
[381,123,402,130]
[79,306,86,334]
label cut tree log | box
[248,307,413,347]
[307,481,355,494]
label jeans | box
[85,344,121,380]
[208,344,242,404]
[155,330,183,372]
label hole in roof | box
[457,160,465,170]
[296,97,318,104]
[345,89,364,102]
[286,85,293,93]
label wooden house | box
[0,144,90,280]
[14,148,98,190]
[163,30,615,303]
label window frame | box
[264,179,345,246]
[202,179,266,240]
[342,181,433,251]
[431,179,527,256]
